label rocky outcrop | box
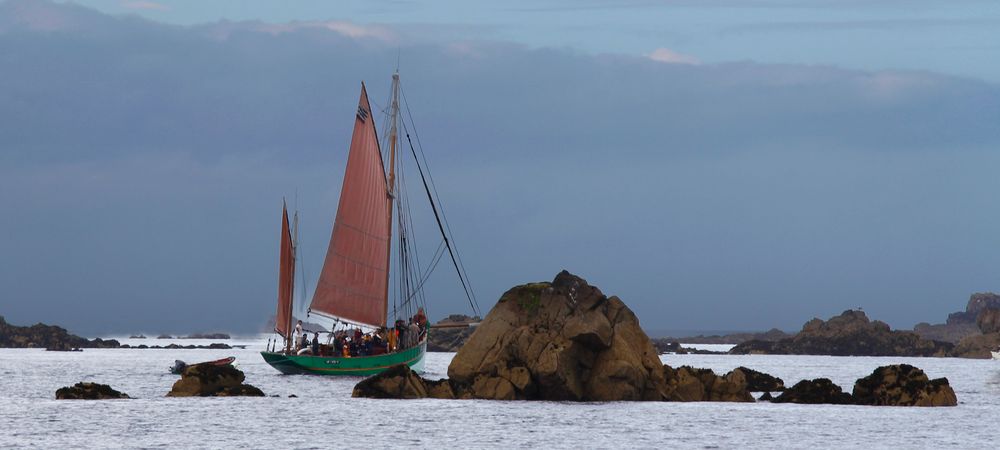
[446,271,675,401]
[771,378,854,405]
[56,382,130,400]
[976,308,1000,334]
[353,364,437,399]
[731,366,784,392]
[167,362,264,397]
[910,292,1000,354]
[966,292,1000,316]
[356,273,959,408]
[357,271,751,402]
[662,366,753,402]
[852,364,957,406]
[427,315,480,352]
[730,310,952,357]
[0,316,120,349]
[952,332,1000,359]
[911,321,979,344]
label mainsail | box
[309,84,391,327]
[275,202,295,339]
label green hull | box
[260,340,426,376]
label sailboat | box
[261,72,478,376]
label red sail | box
[275,202,295,339]
[309,84,390,327]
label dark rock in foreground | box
[0,316,120,349]
[772,378,854,405]
[853,364,957,406]
[764,365,957,406]
[353,364,440,399]
[56,382,130,400]
[730,310,953,357]
[167,362,264,397]
[731,366,785,392]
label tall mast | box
[287,210,298,352]
[383,71,400,328]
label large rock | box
[167,362,264,397]
[56,382,130,400]
[853,364,957,407]
[447,271,672,401]
[731,366,785,392]
[730,310,953,357]
[771,378,854,405]
[356,271,752,403]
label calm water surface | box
[2,336,999,449]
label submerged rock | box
[853,364,957,407]
[772,378,854,405]
[56,382,130,400]
[167,362,263,397]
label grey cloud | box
[1,0,999,335]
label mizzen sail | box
[309,84,390,327]
[275,202,295,339]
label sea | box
[2,336,999,449]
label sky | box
[0,0,998,337]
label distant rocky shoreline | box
[0,316,235,350]
[7,290,1000,358]
[430,291,1000,359]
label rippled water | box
[2,336,999,449]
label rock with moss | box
[56,382,130,400]
[447,271,674,401]
[167,362,263,397]
[853,364,957,406]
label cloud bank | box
[1,0,998,335]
